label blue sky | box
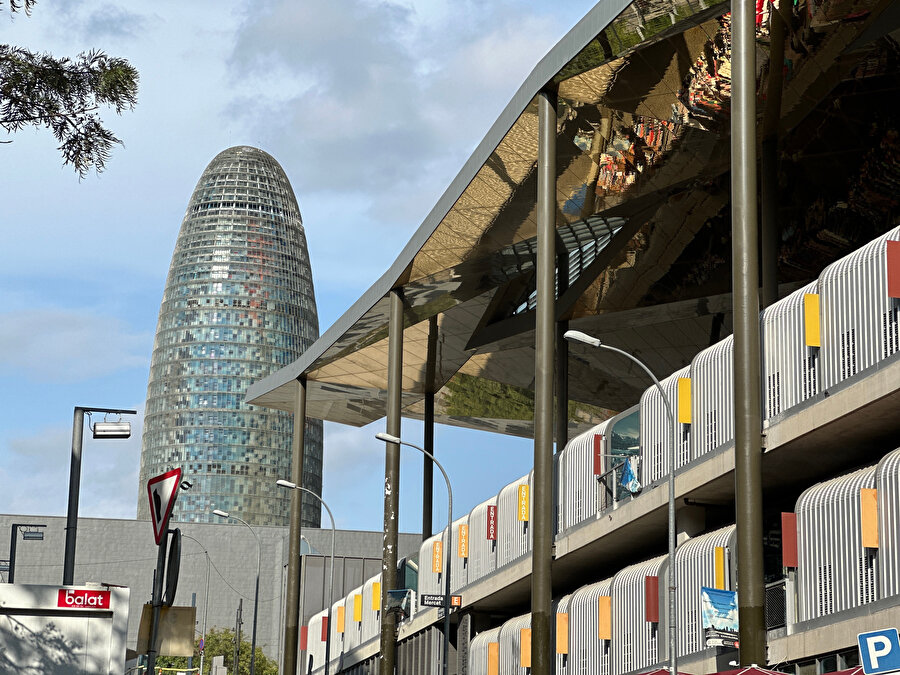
[0,0,598,532]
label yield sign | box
[147,468,182,545]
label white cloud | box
[0,309,150,383]
[0,412,144,519]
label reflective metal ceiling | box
[247,0,900,437]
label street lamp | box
[64,406,137,586]
[375,432,453,675]
[8,524,46,583]
[181,533,210,675]
[213,509,260,675]
[276,479,336,675]
[564,329,679,675]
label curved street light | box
[564,329,678,675]
[375,431,453,675]
[212,509,260,675]
[181,533,211,675]
[276,479,337,675]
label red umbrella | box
[639,669,694,675]
[708,666,791,675]
[827,668,865,675]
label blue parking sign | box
[858,629,900,674]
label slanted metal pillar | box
[732,0,767,663]
[531,88,557,675]
[423,315,438,539]
[761,0,786,309]
[283,377,307,675]
[555,320,569,453]
[380,289,404,675]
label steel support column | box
[732,0,766,663]
[63,407,85,586]
[761,1,785,309]
[423,315,438,539]
[531,88,557,674]
[282,377,308,675]
[380,289,404,675]
[555,320,569,453]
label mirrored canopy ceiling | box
[247,0,900,437]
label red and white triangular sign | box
[147,468,182,545]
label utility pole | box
[234,598,243,673]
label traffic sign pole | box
[144,468,182,674]
[146,530,169,674]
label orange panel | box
[520,628,532,667]
[861,488,879,548]
[432,540,443,573]
[488,642,500,675]
[337,605,345,633]
[458,524,469,558]
[598,596,612,640]
[556,613,569,654]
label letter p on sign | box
[858,629,900,674]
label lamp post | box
[64,406,137,586]
[276,480,336,675]
[8,524,46,583]
[564,330,678,675]
[375,432,453,675]
[181,533,210,675]
[213,509,260,675]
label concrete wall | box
[0,513,421,663]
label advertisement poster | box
[701,586,739,648]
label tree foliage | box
[1,0,139,176]
[156,627,279,675]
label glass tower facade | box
[138,146,323,527]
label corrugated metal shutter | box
[497,472,533,568]
[468,496,499,584]
[611,556,665,674]
[691,336,735,459]
[675,525,736,656]
[761,281,820,419]
[876,448,900,597]
[568,578,613,675]
[469,627,502,675]
[820,226,900,389]
[641,367,691,485]
[796,465,877,621]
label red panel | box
[300,625,308,651]
[888,240,900,298]
[321,617,329,642]
[782,512,798,568]
[593,434,604,475]
[645,576,659,622]
[486,505,497,540]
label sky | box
[0,0,599,534]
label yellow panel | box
[520,628,532,667]
[677,378,692,424]
[518,485,530,522]
[432,540,443,573]
[804,294,821,347]
[488,642,500,675]
[458,524,469,558]
[353,594,362,622]
[372,582,381,611]
[598,596,612,640]
[714,546,726,589]
[556,613,569,654]
[861,488,879,548]
[337,606,345,633]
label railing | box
[765,579,787,629]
